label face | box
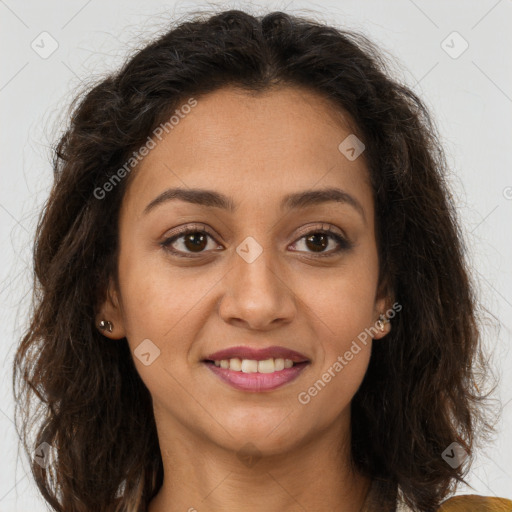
[99,85,391,456]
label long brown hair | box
[13,8,498,512]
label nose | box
[217,242,297,331]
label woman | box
[13,8,511,512]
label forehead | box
[122,85,372,219]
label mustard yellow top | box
[361,479,512,511]
[438,494,512,511]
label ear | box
[372,276,395,340]
[95,277,126,340]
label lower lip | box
[203,361,309,391]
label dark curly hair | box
[13,8,498,512]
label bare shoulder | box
[438,494,512,511]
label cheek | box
[116,246,222,368]
[304,250,380,345]
[296,247,378,400]
[326,281,377,349]
[116,253,197,399]
[296,281,375,420]
[307,284,374,380]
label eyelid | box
[292,222,346,240]
[162,222,211,239]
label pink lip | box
[204,361,309,392]
[204,345,309,363]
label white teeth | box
[212,357,297,373]
[274,358,285,371]
[257,358,275,373]
[241,359,258,373]
[229,358,242,371]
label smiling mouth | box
[202,357,310,392]
[202,357,309,373]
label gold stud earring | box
[98,320,113,333]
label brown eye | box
[161,226,220,258]
[180,232,208,252]
[304,233,329,253]
[291,228,352,257]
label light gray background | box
[1,0,511,510]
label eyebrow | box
[143,186,366,222]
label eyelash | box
[160,223,352,259]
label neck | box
[147,411,372,512]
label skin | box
[98,85,393,512]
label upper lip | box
[204,345,310,363]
